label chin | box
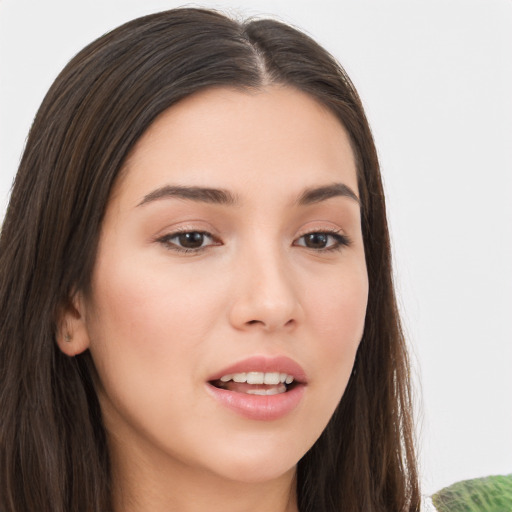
[195,435,306,485]
[212,458,297,485]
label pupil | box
[305,233,328,248]
[179,232,204,248]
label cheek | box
[280,263,367,452]
[87,252,222,355]
[84,248,237,424]
[84,258,221,442]
[308,263,368,346]
[303,264,368,399]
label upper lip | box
[207,355,308,384]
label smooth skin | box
[59,86,369,512]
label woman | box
[0,8,420,512]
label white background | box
[1,0,511,496]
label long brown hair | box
[0,8,419,512]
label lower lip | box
[206,383,305,421]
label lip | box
[207,355,308,384]
[206,355,307,421]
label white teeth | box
[217,371,295,385]
[246,372,264,384]
[263,372,280,385]
[246,385,286,395]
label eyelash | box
[156,228,351,254]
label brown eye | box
[303,233,329,249]
[177,232,205,249]
[294,231,351,252]
[158,231,218,253]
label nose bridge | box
[229,235,300,331]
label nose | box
[228,246,302,332]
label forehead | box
[117,85,358,207]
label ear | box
[55,291,91,356]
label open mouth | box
[206,359,307,420]
[209,371,298,396]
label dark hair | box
[0,8,419,512]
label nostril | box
[245,318,295,328]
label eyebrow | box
[137,182,360,208]
[137,185,238,207]
[297,183,360,206]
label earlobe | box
[55,292,91,357]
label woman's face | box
[72,86,368,485]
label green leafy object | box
[432,474,512,512]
